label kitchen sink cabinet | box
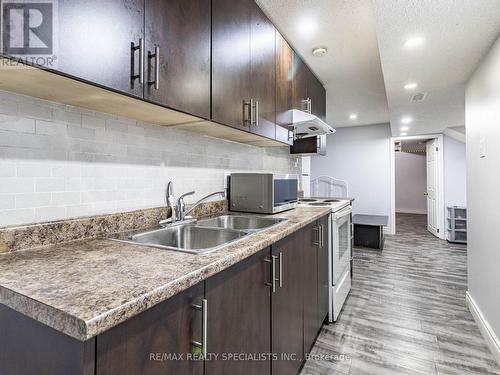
[96,282,204,375]
[275,31,294,145]
[205,248,271,374]
[56,0,145,97]
[271,229,305,375]
[144,0,211,118]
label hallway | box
[301,214,500,374]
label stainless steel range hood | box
[290,109,336,139]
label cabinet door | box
[249,3,276,139]
[302,222,319,355]
[292,53,308,111]
[212,0,251,130]
[275,32,294,145]
[57,0,144,97]
[317,215,329,328]
[96,283,204,375]
[145,0,210,118]
[272,232,304,375]
[205,248,271,375]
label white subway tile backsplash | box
[35,178,66,192]
[0,115,35,133]
[0,194,15,209]
[0,89,300,227]
[0,178,35,193]
[15,193,52,208]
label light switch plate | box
[479,137,486,158]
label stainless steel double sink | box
[108,214,287,254]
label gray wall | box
[395,152,427,214]
[444,135,466,208]
[311,124,393,231]
[466,33,500,347]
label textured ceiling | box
[256,0,389,128]
[373,0,500,136]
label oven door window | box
[334,213,351,281]
[274,179,298,207]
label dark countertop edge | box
[1,207,331,341]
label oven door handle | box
[333,206,352,220]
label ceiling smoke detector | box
[312,47,328,57]
[410,92,427,102]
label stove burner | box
[324,199,341,203]
[300,199,318,202]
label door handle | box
[148,46,160,90]
[320,224,324,248]
[191,298,208,357]
[131,38,144,84]
[313,226,320,246]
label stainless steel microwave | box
[229,173,298,214]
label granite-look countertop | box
[0,206,330,341]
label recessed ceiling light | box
[349,113,358,120]
[404,82,418,90]
[404,36,425,49]
[312,46,328,57]
[400,132,408,136]
[400,126,409,131]
[401,116,413,124]
[298,18,317,37]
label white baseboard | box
[466,291,500,367]
[395,208,427,215]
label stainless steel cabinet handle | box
[312,226,320,246]
[148,46,160,90]
[308,98,312,114]
[278,251,283,287]
[265,255,277,293]
[243,100,252,126]
[191,298,208,357]
[316,136,322,152]
[131,38,144,84]
[319,224,323,248]
[252,100,259,126]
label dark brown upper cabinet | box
[212,0,252,130]
[249,3,276,139]
[275,32,294,145]
[57,0,145,98]
[212,0,276,138]
[307,68,326,120]
[144,0,210,119]
[292,54,308,112]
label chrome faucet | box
[161,181,225,226]
[179,191,225,221]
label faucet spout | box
[183,191,226,220]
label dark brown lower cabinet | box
[302,222,319,355]
[205,248,271,374]
[271,230,305,375]
[317,215,330,328]
[96,282,204,375]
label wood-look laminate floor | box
[301,213,500,375]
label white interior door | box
[426,139,439,237]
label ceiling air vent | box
[410,92,427,102]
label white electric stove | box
[299,197,352,322]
